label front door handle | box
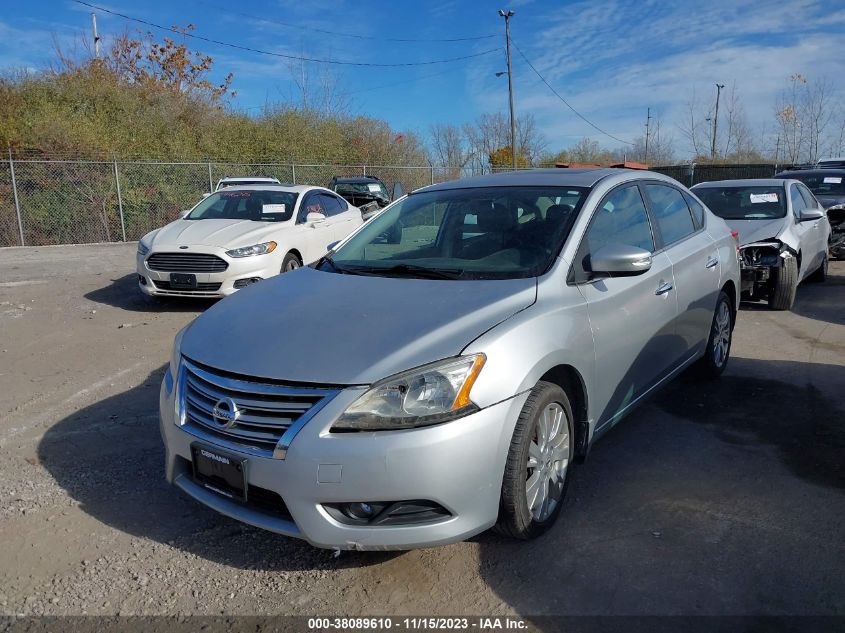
[655,281,674,295]
[705,256,719,269]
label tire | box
[807,253,828,283]
[768,257,798,310]
[281,252,302,273]
[495,381,574,540]
[695,290,733,379]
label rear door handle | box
[705,256,719,269]
[655,281,674,295]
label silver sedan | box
[160,168,740,549]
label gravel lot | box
[0,243,843,618]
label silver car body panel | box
[161,168,741,549]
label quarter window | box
[581,185,654,273]
[790,185,808,218]
[644,184,696,245]
[682,192,706,229]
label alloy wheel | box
[525,402,570,522]
[712,300,731,368]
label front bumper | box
[136,248,279,298]
[159,366,528,550]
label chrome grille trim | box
[147,253,228,272]
[176,359,340,459]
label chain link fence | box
[0,160,440,247]
[0,158,790,247]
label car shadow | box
[740,268,844,326]
[477,356,845,621]
[37,365,401,571]
[84,273,219,314]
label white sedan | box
[137,185,362,298]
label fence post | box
[363,165,367,177]
[430,165,435,185]
[207,162,214,191]
[291,163,296,184]
[113,156,126,242]
[8,148,24,246]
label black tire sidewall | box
[497,381,574,540]
[282,253,302,272]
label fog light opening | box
[233,277,263,289]
[344,502,377,520]
[138,275,147,285]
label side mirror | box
[799,208,824,222]
[201,192,211,199]
[307,212,327,225]
[589,244,652,275]
[179,210,191,219]
[392,182,404,201]
[326,240,340,252]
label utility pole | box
[644,107,651,165]
[711,83,725,160]
[499,9,517,171]
[91,12,100,58]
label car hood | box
[181,267,537,385]
[148,219,283,249]
[725,218,789,246]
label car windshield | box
[784,172,845,196]
[187,189,297,222]
[335,182,388,197]
[695,186,787,220]
[323,186,589,279]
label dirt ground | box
[0,243,843,618]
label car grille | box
[147,253,228,272]
[177,359,339,459]
[153,280,222,291]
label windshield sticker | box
[824,176,842,184]
[262,203,286,214]
[367,183,381,192]
[749,193,779,203]
[220,191,250,198]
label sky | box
[1,0,844,158]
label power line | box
[72,1,501,67]
[200,1,498,43]
[511,39,634,146]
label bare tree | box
[285,58,351,116]
[429,123,469,179]
[678,88,712,159]
[629,115,675,165]
[463,112,546,171]
[803,77,835,163]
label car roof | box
[692,178,789,188]
[218,176,280,182]
[332,176,384,183]
[212,184,321,194]
[416,168,641,193]
[775,168,845,177]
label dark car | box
[775,167,845,258]
[328,176,402,221]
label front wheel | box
[768,257,798,310]
[807,253,828,283]
[695,290,733,378]
[281,252,302,273]
[495,381,574,540]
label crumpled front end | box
[737,240,797,297]
[828,205,845,259]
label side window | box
[797,184,818,209]
[581,185,655,273]
[297,194,324,223]
[682,192,706,230]
[644,184,696,246]
[790,185,807,218]
[318,194,344,217]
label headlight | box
[331,354,486,431]
[225,241,277,258]
[137,242,150,256]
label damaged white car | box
[692,179,830,310]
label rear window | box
[781,172,845,196]
[694,186,787,220]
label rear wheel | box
[281,252,302,273]
[695,290,733,378]
[807,253,828,283]
[768,257,798,310]
[495,381,573,540]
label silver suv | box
[160,169,740,550]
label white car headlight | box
[137,242,150,256]
[331,354,486,431]
[225,241,277,258]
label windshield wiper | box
[315,254,351,274]
[374,263,464,280]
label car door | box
[643,183,720,362]
[797,183,829,264]
[788,183,819,279]
[295,192,335,264]
[325,192,363,241]
[573,183,678,430]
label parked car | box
[329,175,403,221]
[160,168,739,549]
[137,185,362,298]
[215,176,282,191]
[774,167,845,259]
[692,179,830,309]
